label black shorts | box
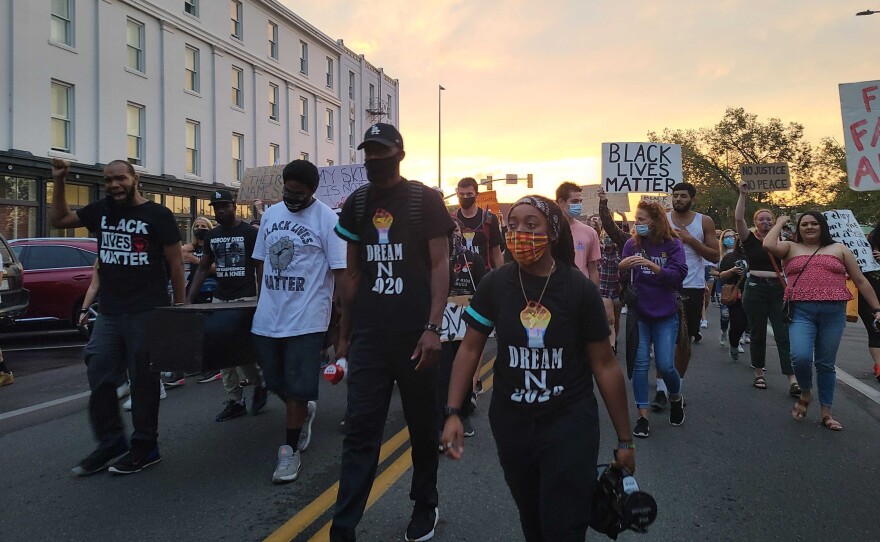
[681,287,704,339]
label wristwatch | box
[443,405,461,418]
[424,323,442,336]
[872,308,880,315]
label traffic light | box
[527,174,533,189]
[486,175,493,191]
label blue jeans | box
[789,301,846,407]
[633,314,682,409]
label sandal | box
[791,399,809,420]
[753,376,767,389]
[788,382,801,397]
[874,365,880,383]
[820,415,843,431]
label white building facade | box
[0,0,399,240]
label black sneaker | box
[469,391,478,411]
[669,397,685,426]
[729,348,739,361]
[215,399,247,422]
[251,386,269,415]
[632,416,650,438]
[197,371,222,384]
[108,445,161,474]
[461,416,475,438]
[650,391,668,412]
[71,437,129,476]
[405,505,439,542]
[694,333,703,344]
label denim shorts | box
[251,332,324,401]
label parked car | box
[0,233,29,327]
[10,238,97,327]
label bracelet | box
[424,323,442,336]
[617,441,636,450]
[80,309,89,313]
[872,308,880,314]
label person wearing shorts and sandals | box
[250,161,346,483]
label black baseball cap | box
[357,123,404,151]
[209,189,236,205]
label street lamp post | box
[438,85,445,189]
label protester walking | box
[597,187,629,351]
[715,231,749,361]
[857,221,880,383]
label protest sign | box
[440,296,472,342]
[641,193,672,209]
[823,209,880,272]
[602,143,683,193]
[581,185,630,215]
[739,163,791,192]
[839,80,880,191]
[476,190,501,217]
[238,164,368,209]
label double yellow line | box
[265,356,496,542]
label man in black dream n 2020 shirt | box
[330,123,454,542]
[50,158,186,476]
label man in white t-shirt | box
[251,160,347,484]
[555,182,600,285]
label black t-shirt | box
[450,249,486,296]
[718,252,746,285]
[203,221,258,300]
[456,208,504,270]
[742,232,782,273]
[77,199,181,314]
[463,262,610,413]
[336,179,455,331]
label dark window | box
[22,245,93,270]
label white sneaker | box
[621,306,628,315]
[738,344,745,353]
[742,334,751,344]
[123,396,132,411]
[700,319,709,329]
[298,401,317,452]
[272,445,302,484]
[719,331,728,348]
[159,381,167,400]
[116,381,131,399]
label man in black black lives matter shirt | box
[330,124,454,542]
[187,189,267,423]
[51,158,186,476]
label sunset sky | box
[285,0,878,203]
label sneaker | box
[0,371,12,387]
[700,319,709,329]
[743,334,751,344]
[694,333,703,344]
[729,348,739,361]
[116,381,130,399]
[108,445,162,474]
[251,385,269,415]
[650,391,667,412]
[71,437,129,476]
[621,306,628,315]
[405,505,439,542]
[197,371,222,384]
[719,331,727,348]
[123,396,132,411]
[469,391,478,411]
[159,381,167,400]
[162,374,186,388]
[215,399,247,422]
[738,344,745,353]
[474,379,484,395]
[272,445,302,484]
[669,397,685,426]
[298,401,317,451]
[461,416,475,438]
[632,416,650,438]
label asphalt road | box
[1,312,879,542]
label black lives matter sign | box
[740,163,791,192]
[602,143,683,193]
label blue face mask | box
[636,224,651,237]
[723,237,735,248]
[568,203,582,218]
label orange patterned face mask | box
[505,231,550,266]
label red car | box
[10,238,97,326]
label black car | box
[0,233,29,326]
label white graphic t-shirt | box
[251,200,346,338]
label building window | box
[185,120,200,175]
[50,0,73,46]
[300,152,309,161]
[268,83,279,121]
[299,97,308,132]
[184,0,198,17]
[230,0,243,39]
[126,18,145,72]
[185,45,199,92]
[326,109,334,141]
[349,119,355,148]
[1,177,40,240]
[326,57,333,88]
[299,41,308,74]
[50,81,73,153]
[269,143,280,165]
[231,66,243,108]
[348,71,355,100]
[232,133,244,180]
[327,159,334,166]
[268,21,278,59]
[387,94,392,119]
[369,83,376,104]
[126,103,145,166]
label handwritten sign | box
[641,193,672,209]
[238,164,368,210]
[839,80,880,191]
[740,163,791,192]
[476,190,501,217]
[823,209,880,272]
[602,142,682,193]
[440,296,472,342]
[581,185,631,215]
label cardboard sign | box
[641,193,672,209]
[238,164,368,210]
[823,209,880,272]
[476,190,501,217]
[740,163,791,192]
[441,295,472,342]
[581,185,630,215]
[602,142,683,193]
[839,80,880,191]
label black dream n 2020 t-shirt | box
[203,221,259,300]
[463,262,610,413]
[335,179,455,331]
[77,198,182,315]
[456,207,503,270]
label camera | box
[734,259,749,273]
[590,464,657,539]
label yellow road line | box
[265,355,496,542]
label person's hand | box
[618,256,637,271]
[617,211,627,219]
[51,158,69,180]
[872,249,880,264]
[78,310,90,327]
[675,227,694,244]
[441,416,464,460]
[597,186,607,201]
[732,266,744,276]
[412,330,441,370]
[776,215,790,227]
[335,336,350,361]
[738,181,749,195]
[612,448,635,474]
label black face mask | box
[193,229,207,241]
[364,155,399,184]
[458,196,476,210]
[283,195,314,213]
